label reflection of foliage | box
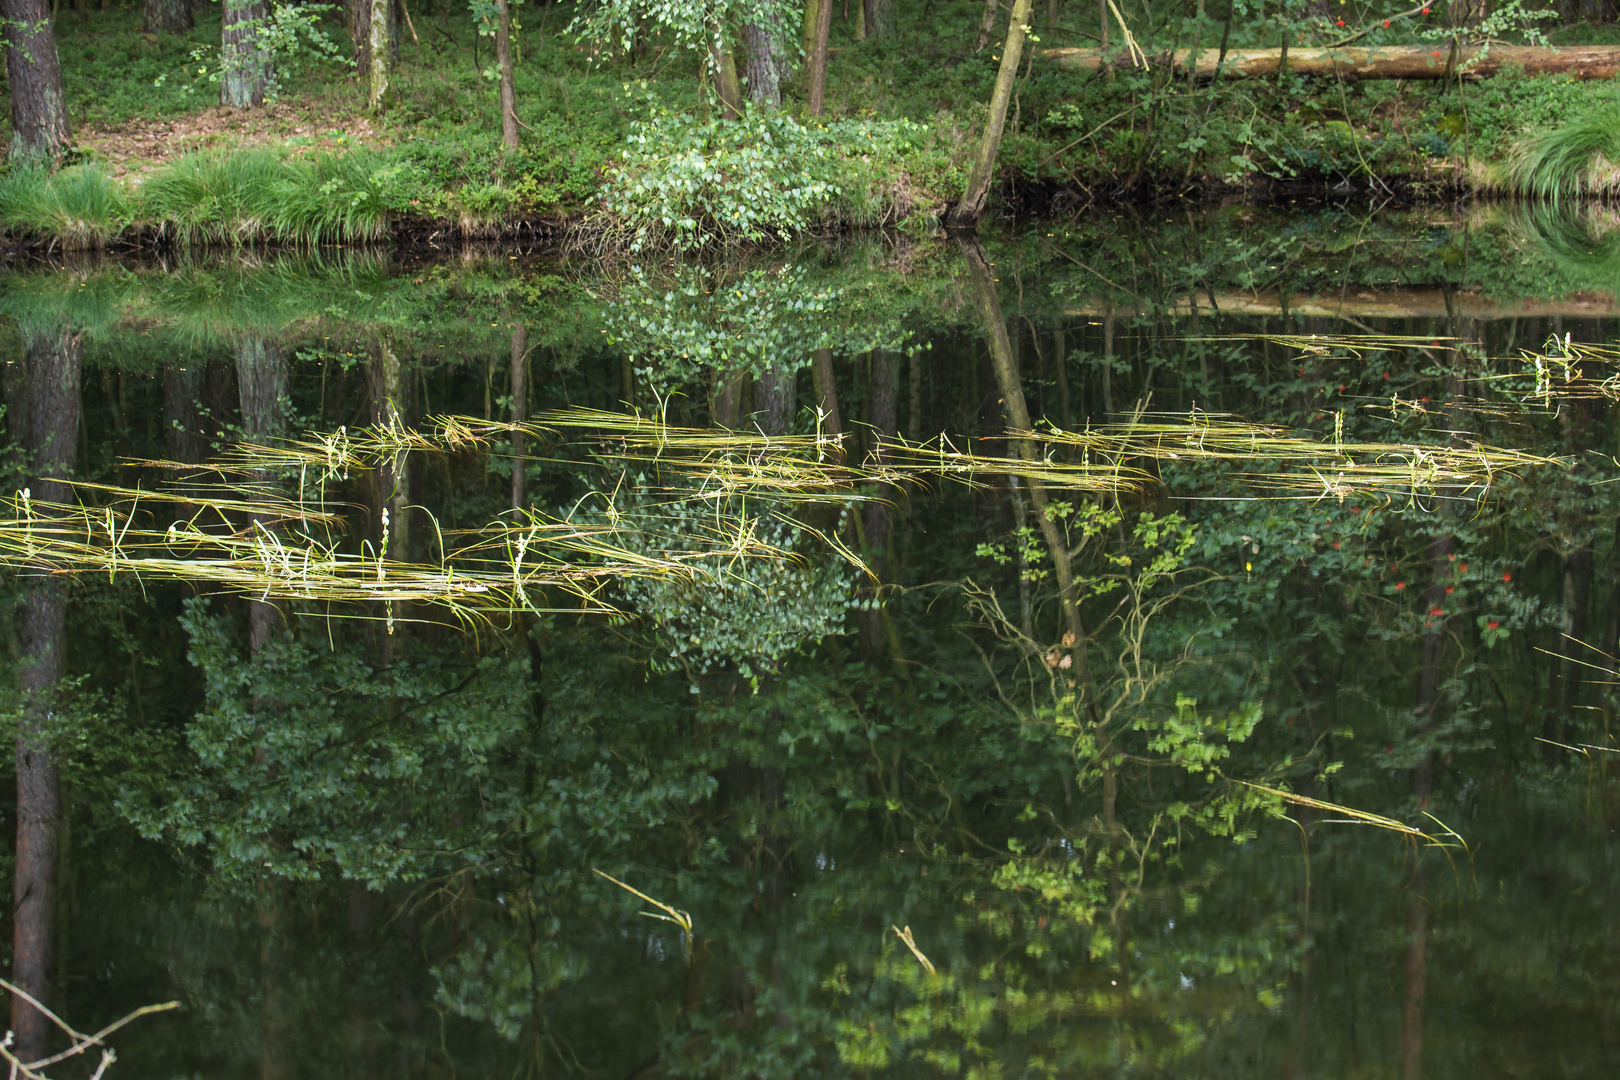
[602,263,915,384]
[586,484,853,677]
[121,600,534,886]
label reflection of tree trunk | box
[752,363,795,437]
[4,328,81,1063]
[236,337,290,658]
[861,353,897,657]
[713,369,744,429]
[810,348,844,460]
[510,327,528,511]
[259,887,285,1080]
[957,234,1090,687]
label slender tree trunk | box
[144,0,193,33]
[742,21,782,108]
[221,0,272,107]
[510,327,528,510]
[368,0,393,110]
[1,0,71,161]
[496,0,518,145]
[709,25,743,118]
[806,0,835,115]
[863,0,894,39]
[802,0,821,59]
[949,0,1035,226]
[5,328,81,1064]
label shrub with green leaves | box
[600,109,842,250]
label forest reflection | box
[0,206,1617,1078]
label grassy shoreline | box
[6,4,1620,249]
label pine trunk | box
[742,21,781,108]
[5,327,82,1064]
[221,0,272,107]
[948,0,1034,226]
[144,0,193,33]
[863,0,894,40]
[1,0,70,161]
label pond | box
[2,203,1618,1079]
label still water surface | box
[2,205,1618,1078]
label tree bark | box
[1043,43,1620,79]
[496,0,518,145]
[806,0,834,115]
[863,0,894,40]
[5,327,81,1064]
[742,21,782,108]
[948,0,1034,226]
[1,0,70,161]
[367,0,393,111]
[221,0,272,108]
[975,0,999,52]
[144,0,193,33]
[709,25,743,119]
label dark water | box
[3,204,1620,1079]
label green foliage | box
[134,148,396,245]
[153,2,351,102]
[1504,93,1620,201]
[0,163,132,248]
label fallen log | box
[1064,288,1620,320]
[1042,44,1620,80]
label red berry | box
[1503,572,1512,582]
[1487,620,1500,630]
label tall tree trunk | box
[369,0,393,111]
[221,0,272,107]
[806,0,834,115]
[496,0,518,146]
[976,0,1000,51]
[863,0,894,40]
[742,21,782,108]
[5,328,82,1064]
[349,0,372,77]
[709,25,743,118]
[948,0,1034,225]
[144,0,193,33]
[1,0,70,161]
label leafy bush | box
[598,107,932,250]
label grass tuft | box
[0,163,132,248]
[1503,96,1620,202]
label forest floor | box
[6,1,1620,248]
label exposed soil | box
[77,104,384,178]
